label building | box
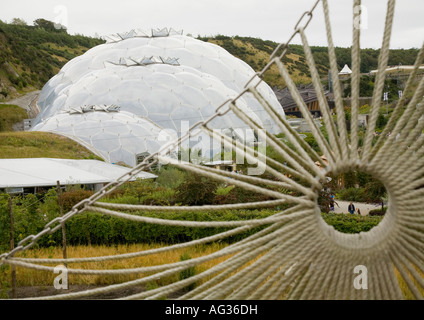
[339,64,352,77]
[203,160,236,172]
[273,84,333,118]
[0,158,156,194]
[31,28,284,167]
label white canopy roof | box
[339,64,352,75]
[0,158,156,188]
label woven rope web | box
[1,0,424,300]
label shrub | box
[175,174,219,206]
[321,212,383,234]
[60,189,94,212]
[155,166,187,189]
[40,209,276,246]
[336,187,367,202]
[369,207,387,216]
[214,185,275,205]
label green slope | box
[0,19,104,101]
[0,131,103,160]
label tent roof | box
[339,64,352,75]
[0,158,156,188]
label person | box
[329,200,335,212]
[357,208,361,215]
[348,202,355,214]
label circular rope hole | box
[314,162,397,250]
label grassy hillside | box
[0,103,27,131]
[0,131,103,160]
[199,35,420,89]
[0,19,104,101]
[1,19,419,101]
[199,35,320,88]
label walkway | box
[5,90,41,118]
[331,200,383,216]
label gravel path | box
[5,90,41,118]
[331,200,384,216]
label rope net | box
[1,0,424,300]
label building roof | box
[339,64,352,75]
[203,160,234,166]
[273,84,331,111]
[0,158,156,188]
[369,65,424,74]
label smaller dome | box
[32,110,165,167]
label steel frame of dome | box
[32,29,285,166]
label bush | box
[0,191,278,248]
[175,174,219,205]
[214,186,273,205]
[321,212,383,234]
[369,207,387,216]
[155,167,187,189]
[336,187,367,202]
[60,189,94,212]
[42,209,276,246]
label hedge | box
[321,212,383,234]
[47,209,282,246]
[1,190,386,252]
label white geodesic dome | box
[32,110,165,166]
[32,29,285,166]
[34,64,260,133]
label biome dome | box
[32,28,285,167]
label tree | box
[11,18,27,26]
[124,178,155,204]
[33,18,66,33]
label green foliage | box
[34,19,66,33]
[336,184,386,204]
[179,252,196,292]
[376,112,388,129]
[321,212,383,234]
[0,19,104,92]
[302,132,320,153]
[336,187,367,202]
[0,184,279,250]
[215,185,235,196]
[214,185,273,205]
[0,104,28,132]
[0,264,10,299]
[0,194,11,253]
[119,178,155,204]
[369,207,387,216]
[155,166,188,189]
[175,173,219,206]
[60,189,94,211]
[0,131,103,160]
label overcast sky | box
[1,0,423,49]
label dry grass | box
[3,244,423,299]
[11,243,230,288]
[394,266,424,300]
